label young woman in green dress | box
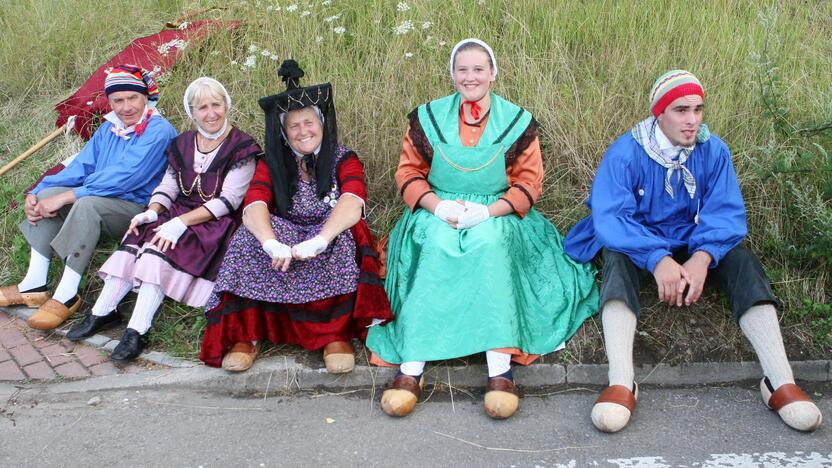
[366,39,598,419]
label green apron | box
[366,93,598,363]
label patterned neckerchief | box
[632,116,696,199]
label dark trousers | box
[599,245,779,321]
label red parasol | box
[56,19,239,140]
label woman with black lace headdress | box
[199,60,392,373]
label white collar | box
[104,105,155,133]
[653,123,675,151]
[289,144,321,159]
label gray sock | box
[739,304,794,389]
[602,300,637,387]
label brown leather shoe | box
[591,382,639,433]
[0,285,50,308]
[222,341,260,372]
[28,296,80,330]
[760,377,822,432]
[484,376,520,419]
[381,374,424,417]
[323,341,355,374]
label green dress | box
[366,93,598,364]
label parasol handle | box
[167,6,226,28]
[0,123,68,177]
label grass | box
[0,0,830,361]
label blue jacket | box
[563,131,746,273]
[31,115,177,205]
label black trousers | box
[599,245,779,321]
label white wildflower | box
[422,21,432,29]
[270,53,279,61]
[266,5,273,11]
[230,60,238,65]
[333,26,346,34]
[301,10,311,17]
[315,36,324,43]
[248,44,258,53]
[322,0,332,4]
[244,55,257,68]
[397,2,410,12]
[286,3,298,11]
[157,38,187,56]
[262,49,271,56]
[324,14,340,22]
[392,20,413,35]
[404,52,414,58]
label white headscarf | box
[449,38,498,80]
[183,77,232,140]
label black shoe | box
[65,307,122,341]
[110,328,146,363]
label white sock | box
[603,300,637,387]
[739,304,794,389]
[486,350,512,377]
[400,361,425,377]
[51,266,81,304]
[91,275,132,317]
[17,248,51,291]
[126,282,165,335]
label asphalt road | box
[1,383,830,467]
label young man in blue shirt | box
[565,70,822,433]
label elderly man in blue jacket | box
[564,70,821,433]
[0,65,176,331]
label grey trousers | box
[19,187,144,274]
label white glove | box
[155,216,188,244]
[262,239,292,260]
[457,201,490,229]
[434,200,466,222]
[132,209,158,226]
[292,235,329,260]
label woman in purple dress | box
[199,60,392,373]
[66,77,261,363]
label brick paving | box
[0,310,146,382]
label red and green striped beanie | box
[104,64,160,107]
[649,70,703,117]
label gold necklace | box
[178,171,218,201]
[436,144,503,173]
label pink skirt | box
[99,243,215,307]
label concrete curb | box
[6,306,830,395]
[29,358,832,396]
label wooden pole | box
[0,124,67,177]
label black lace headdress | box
[258,60,338,217]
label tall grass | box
[1,0,830,356]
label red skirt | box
[199,220,393,368]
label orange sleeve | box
[394,125,433,211]
[500,136,543,218]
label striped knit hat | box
[649,70,703,117]
[104,64,160,107]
